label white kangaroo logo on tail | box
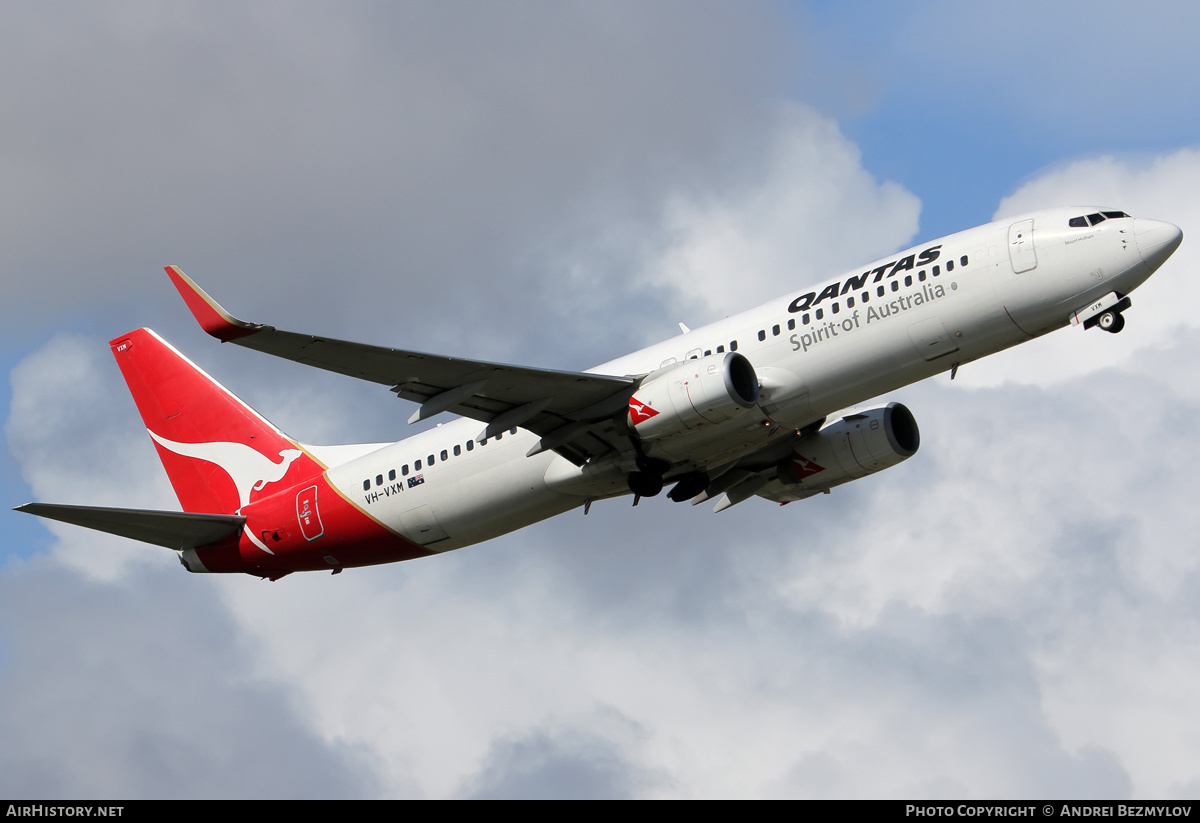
[148,431,303,509]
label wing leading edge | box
[165,267,638,465]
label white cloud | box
[647,103,921,320]
[6,335,171,579]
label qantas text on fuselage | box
[16,208,1182,580]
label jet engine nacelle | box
[778,402,920,491]
[627,352,760,441]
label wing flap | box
[16,503,245,550]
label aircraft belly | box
[397,505,450,547]
[804,332,927,415]
[388,443,578,551]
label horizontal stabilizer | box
[15,503,245,550]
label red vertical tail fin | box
[110,328,324,514]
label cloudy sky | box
[4,0,1200,799]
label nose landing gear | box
[1070,292,1132,334]
[1097,310,1125,334]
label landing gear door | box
[1009,219,1037,273]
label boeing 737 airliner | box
[17,208,1183,579]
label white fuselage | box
[321,208,1177,551]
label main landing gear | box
[627,470,664,498]
[626,466,709,503]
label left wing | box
[167,267,638,466]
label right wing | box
[14,503,245,550]
[167,267,639,466]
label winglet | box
[165,266,264,342]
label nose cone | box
[1134,218,1183,271]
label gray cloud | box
[0,2,794,362]
[460,712,663,799]
[0,560,382,798]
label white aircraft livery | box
[17,208,1182,580]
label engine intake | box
[778,402,919,490]
[628,352,760,441]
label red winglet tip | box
[164,266,259,342]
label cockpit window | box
[1070,211,1131,228]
